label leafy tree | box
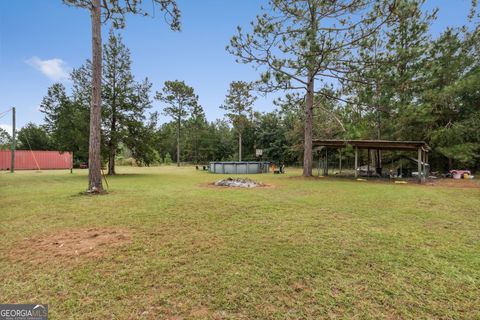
[256,112,288,163]
[185,103,208,163]
[72,38,156,173]
[239,113,260,161]
[276,92,346,164]
[342,0,436,172]
[125,113,161,166]
[41,35,156,170]
[17,123,52,151]
[0,128,11,150]
[281,106,304,164]
[155,80,198,166]
[155,121,178,162]
[40,83,90,161]
[426,26,480,169]
[101,32,154,175]
[345,0,436,142]
[432,111,480,168]
[220,81,256,161]
[228,0,395,176]
[345,27,392,140]
[385,0,437,140]
[210,119,235,161]
[63,0,180,192]
[154,116,237,164]
[164,152,172,165]
[41,83,70,132]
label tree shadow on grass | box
[69,172,152,181]
[69,173,157,197]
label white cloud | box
[0,124,13,135]
[26,56,69,81]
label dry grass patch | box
[9,228,132,264]
[426,178,480,188]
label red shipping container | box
[0,150,73,170]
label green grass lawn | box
[1,166,479,319]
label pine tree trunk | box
[176,117,180,167]
[303,78,314,177]
[194,143,197,164]
[303,5,316,177]
[108,112,116,175]
[238,132,242,161]
[88,0,104,192]
[108,145,115,175]
[194,126,198,164]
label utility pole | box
[10,107,16,173]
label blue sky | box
[0,0,475,134]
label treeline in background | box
[1,1,478,174]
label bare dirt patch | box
[9,228,132,264]
[288,175,327,181]
[288,175,480,189]
[426,178,480,189]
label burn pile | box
[214,177,264,188]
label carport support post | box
[425,152,429,177]
[422,150,426,183]
[338,149,342,173]
[324,148,328,176]
[367,148,370,177]
[417,148,422,184]
[354,146,358,178]
[421,150,424,181]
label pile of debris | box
[214,177,264,188]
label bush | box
[117,157,135,166]
[163,153,172,165]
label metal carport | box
[312,139,431,183]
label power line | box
[23,128,41,171]
[0,108,12,115]
[0,108,12,119]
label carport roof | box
[312,139,430,152]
